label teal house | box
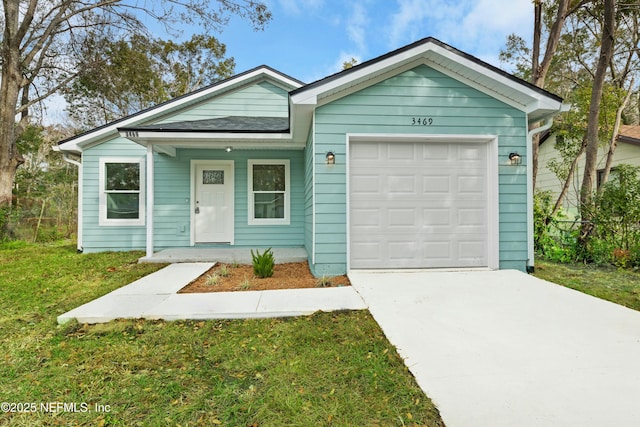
[56,37,567,276]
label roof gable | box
[57,66,303,153]
[291,37,566,124]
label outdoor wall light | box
[225,146,232,152]
[326,151,336,164]
[508,152,522,165]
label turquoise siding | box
[311,64,528,275]
[81,137,147,252]
[157,81,289,124]
[153,149,305,249]
[303,130,314,261]
[83,147,305,252]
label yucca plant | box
[251,248,275,278]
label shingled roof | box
[119,116,290,133]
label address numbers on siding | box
[411,117,433,125]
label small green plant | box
[236,275,252,291]
[218,265,230,277]
[316,276,332,288]
[205,274,220,286]
[251,248,275,278]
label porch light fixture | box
[508,152,522,165]
[326,151,335,164]
[225,146,232,152]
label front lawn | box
[534,259,640,311]
[0,241,443,426]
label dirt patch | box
[178,261,351,293]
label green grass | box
[0,241,443,426]
[534,259,640,311]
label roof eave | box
[119,130,302,151]
[290,37,565,119]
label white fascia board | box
[58,67,301,152]
[291,44,427,105]
[290,40,562,117]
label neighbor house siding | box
[81,137,147,252]
[311,64,528,275]
[538,134,640,218]
[157,81,290,124]
[153,148,305,249]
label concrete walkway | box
[57,263,366,324]
[349,269,640,427]
[59,265,640,426]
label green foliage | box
[533,191,580,263]
[251,247,275,278]
[536,166,640,268]
[592,165,640,252]
[67,33,235,129]
[534,259,640,312]
[316,276,333,287]
[10,125,77,242]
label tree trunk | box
[579,0,616,242]
[0,0,25,210]
[598,78,634,190]
[530,0,570,190]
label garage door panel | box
[351,142,380,159]
[351,208,381,227]
[388,208,417,227]
[423,176,451,193]
[458,176,485,193]
[388,143,416,160]
[351,175,380,193]
[458,144,486,159]
[388,175,417,193]
[350,140,488,269]
[422,144,450,160]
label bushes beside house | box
[535,165,640,268]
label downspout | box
[526,117,554,273]
[61,152,83,253]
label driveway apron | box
[349,269,640,427]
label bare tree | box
[0,0,270,226]
[579,0,617,243]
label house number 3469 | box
[411,117,433,125]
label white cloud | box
[346,3,369,53]
[385,0,533,66]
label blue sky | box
[217,0,534,83]
[45,0,534,124]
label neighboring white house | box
[538,125,640,217]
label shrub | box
[251,248,275,278]
[316,276,332,288]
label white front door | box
[193,161,234,244]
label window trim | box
[99,157,146,226]
[248,159,290,225]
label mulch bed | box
[178,261,351,293]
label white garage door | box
[349,140,489,269]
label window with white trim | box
[99,158,145,226]
[248,159,290,225]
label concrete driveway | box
[349,269,640,427]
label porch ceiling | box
[118,116,305,154]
